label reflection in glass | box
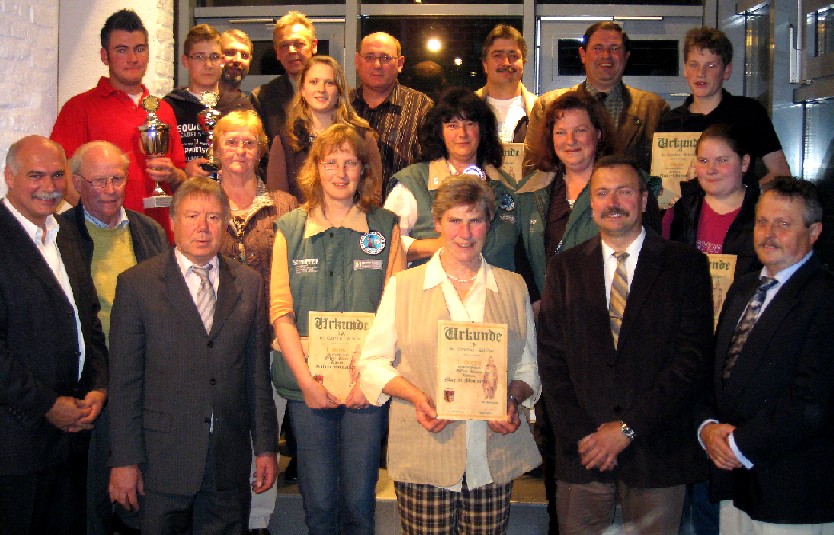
[807,5,834,57]
[743,3,770,106]
[802,99,834,183]
[360,16,523,93]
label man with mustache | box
[477,25,536,147]
[698,176,834,533]
[538,156,713,534]
[0,136,108,534]
[523,22,668,174]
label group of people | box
[0,6,832,535]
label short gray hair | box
[431,174,496,223]
[170,176,231,222]
[68,141,129,176]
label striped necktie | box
[722,276,778,379]
[191,264,216,334]
[609,251,629,349]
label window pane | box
[360,16,524,94]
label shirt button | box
[207,340,214,348]
[210,379,216,385]
[204,417,211,424]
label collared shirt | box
[352,82,434,192]
[84,206,129,229]
[174,248,220,302]
[600,228,646,308]
[585,80,625,128]
[3,198,86,379]
[358,251,540,491]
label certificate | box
[307,311,375,403]
[707,254,737,330]
[436,320,508,421]
[500,142,524,188]
[650,132,702,208]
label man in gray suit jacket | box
[108,177,278,533]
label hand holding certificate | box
[436,320,508,420]
[307,311,375,403]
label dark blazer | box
[251,74,294,145]
[108,249,277,495]
[538,229,713,487]
[700,254,834,524]
[62,203,168,267]
[0,203,108,474]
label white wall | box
[0,0,59,196]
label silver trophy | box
[197,91,222,180]
[138,95,171,202]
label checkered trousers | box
[394,479,514,534]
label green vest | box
[272,207,397,400]
[394,160,520,271]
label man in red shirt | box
[51,9,187,234]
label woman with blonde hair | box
[270,123,405,534]
[266,56,383,202]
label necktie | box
[609,251,629,349]
[191,265,216,334]
[722,276,778,379]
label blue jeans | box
[287,400,388,535]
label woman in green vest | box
[269,123,406,535]
[358,175,541,534]
[384,88,522,271]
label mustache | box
[757,239,780,249]
[32,191,63,202]
[496,66,517,73]
[600,206,630,218]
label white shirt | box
[3,198,86,379]
[486,95,526,143]
[174,248,220,300]
[358,251,540,490]
[600,228,646,307]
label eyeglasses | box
[75,174,127,189]
[321,160,362,172]
[188,53,224,63]
[222,137,258,151]
[360,54,397,65]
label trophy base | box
[143,195,173,209]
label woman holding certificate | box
[663,123,761,279]
[269,123,405,535]
[358,175,541,534]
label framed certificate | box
[650,132,702,208]
[436,320,508,421]
[307,311,375,402]
[707,254,737,330]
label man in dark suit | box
[538,156,713,534]
[62,140,168,535]
[108,177,278,533]
[0,136,108,534]
[699,176,834,532]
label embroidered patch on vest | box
[354,259,383,271]
[292,258,319,274]
[360,231,386,255]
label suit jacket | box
[62,203,168,267]
[700,254,834,524]
[537,229,713,487]
[0,203,108,474]
[108,249,277,495]
[251,74,294,145]
[523,82,669,174]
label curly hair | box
[285,56,372,152]
[296,123,381,212]
[419,87,502,168]
[533,90,614,172]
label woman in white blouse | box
[358,174,541,534]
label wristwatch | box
[620,421,636,441]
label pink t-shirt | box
[695,201,740,254]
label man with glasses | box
[352,32,433,197]
[251,11,318,144]
[0,136,108,534]
[51,9,187,232]
[218,30,256,115]
[61,141,167,535]
[165,24,227,179]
